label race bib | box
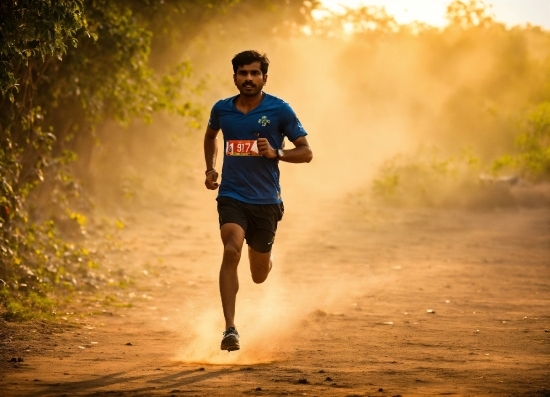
[226,140,260,156]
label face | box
[233,61,267,97]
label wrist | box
[205,168,216,176]
[276,149,284,159]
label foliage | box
[0,218,101,320]
[307,5,399,37]
[370,99,550,207]
[212,0,319,39]
[0,0,88,97]
[492,102,550,181]
[370,103,550,209]
[307,0,493,37]
[445,0,494,29]
[371,146,482,207]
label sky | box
[317,0,550,29]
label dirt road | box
[1,180,549,396]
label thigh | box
[248,246,272,269]
[220,223,245,250]
[245,203,284,253]
[217,196,248,232]
[217,197,248,251]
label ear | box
[263,74,268,83]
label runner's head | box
[232,50,269,75]
[232,51,269,97]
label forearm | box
[204,134,218,170]
[279,145,313,164]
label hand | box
[256,138,277,159]
[205,170,219,190]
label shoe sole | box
[221,335,240,351]
[221,344,240,352]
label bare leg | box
[248,247,273,284]
[219,223,245,329]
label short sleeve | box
[208,102,221,130]
[280,103,307,141]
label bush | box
[371,146,485,207]
[493,102,550,181]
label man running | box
[204,50,313,351]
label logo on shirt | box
[258,116,270,127]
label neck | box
[236,91,264,113]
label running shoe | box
[220,327,240,351]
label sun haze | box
[318,0,550,29]
[317,0,450,27]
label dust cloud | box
[171,249,387,365]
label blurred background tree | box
[446,0,494,29]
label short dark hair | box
[231,50,269,75]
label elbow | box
[305,149,313,163]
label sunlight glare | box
[318,0,450,27]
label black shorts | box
[217,196,284,253]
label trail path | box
[1,178,549,396]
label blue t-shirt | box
[208,92,307,204]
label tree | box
[307,5,398,37]
[445,0,494,29]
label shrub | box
[371,146,483,207]
[493,102,550,181]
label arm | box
[204,126,220,190]
[256,136,313,163]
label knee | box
[251,272,268,284]
[222,244,241,266]
[250,259,271,284]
